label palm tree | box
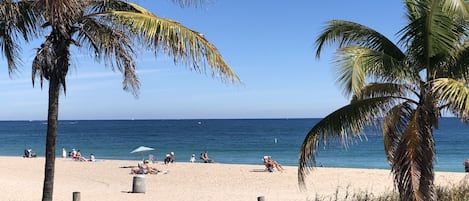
[298,0,469,200]
[1,1,239,201]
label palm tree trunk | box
[41,77,60,201]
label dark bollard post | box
[72,192,80,201]
[257,196,265,201]
[132,175,146,193]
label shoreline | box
[2,156,468,201]
[7,155,466,173]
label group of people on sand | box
[131,160,160,174]
[263,155,284,172]
[64,148,96,162]
[161,151,215,164]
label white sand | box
[0,156,467,201]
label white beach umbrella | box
[130,146,155,154]
[130,146,155,161]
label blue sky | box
[0,1,406,120]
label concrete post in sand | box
[72,192,80,201]
[132,175,146,193]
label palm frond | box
[315,20,405,61]
[298,96,396,189]
[32,0,86,25]
[392,106,436,201]
[76,16,139,96]
[0,0,41,74]
[382,102,415,165]
[334,47,367,97]
[32,38,54,89]
[441,39,469,79]
[171,0,207,7]
[352,82,418,103]
[109,6,240,83]
[433,78,469,118]
[399,0,467,73]
[440,0,469,19]
[334,47,410,97]
[404,0,469,25]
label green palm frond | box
[352,82,418,103]
[315,20,405,61]
[334,47,367,97]
[334,47,410,97]
[433,78,469,116]
[393,106,436,201]
[405,0,469,26]
[298,96,396,189]
[399,0,467,73]
[76,17,139,96]
[0,0,41,74]
[440,0,469,19]
[109,5,240,83]
[382,102,415,165]
[88,0,139,13]
[441,40,469,79]
[171,0,207,7]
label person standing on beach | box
[464,159,469,172]
[62,148,66,158]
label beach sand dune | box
[0,157,467,201]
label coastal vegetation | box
[299,0,469,200]
[313,181,469,201]
[0,0,238,201]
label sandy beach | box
[0,156,467,201]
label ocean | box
[0,118,468,172]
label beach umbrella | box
[130,146,155,161]
[130,146,155,154]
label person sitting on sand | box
[263,156,274,172]
[75,150,82,160]
[264,156,284,172]
[200,151,214,163]
[131,160,159,174]
[71,149,77,159]
[89,153,96,162]
[164,154,172,164]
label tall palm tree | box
[1,1,239,201]
[298,0,469,200]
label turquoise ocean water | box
[0,118,467,172]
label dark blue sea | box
[0,118,468,172]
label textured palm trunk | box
[394,95,437,201]
[41,24,70,200]
[41,77,60,201]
